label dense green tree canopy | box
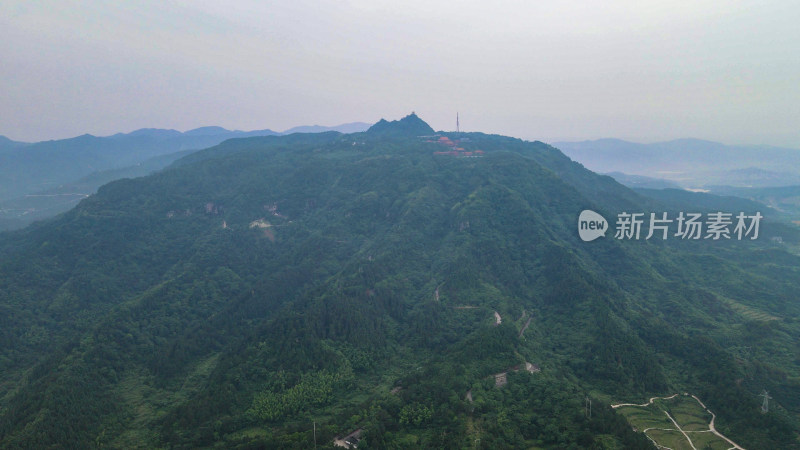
[0,119,798,448]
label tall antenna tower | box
[456,112,460,133]
[760,390,772,413]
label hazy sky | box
[2,0,798,147]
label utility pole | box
[585,396,592,419]
[313,421,317,449]
[760,390,772,413]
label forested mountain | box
[1,115,799,448]
[0,123,370,231]
[367,113,435,136]
[0,149,195,231]
[0,130,262,202]
[0,129,276,232]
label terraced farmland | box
[613,394,744,450]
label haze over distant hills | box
[0,135,26,152]
[0,122,370,230]
[554,138,800,189]
[103,122,371,140]
[282,122,371,135]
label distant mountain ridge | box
[107,121,371,140]
[0,121,371,230]
[0,135,27,152]
[554,138,800,188]
[282,122,370,134]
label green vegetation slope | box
[0,116,798,448]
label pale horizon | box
[2,1,798,148]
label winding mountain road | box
[691,395,744,450]
[611,393,679,409]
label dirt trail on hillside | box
[612,394,745,450]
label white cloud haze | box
[1,0,798,147]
